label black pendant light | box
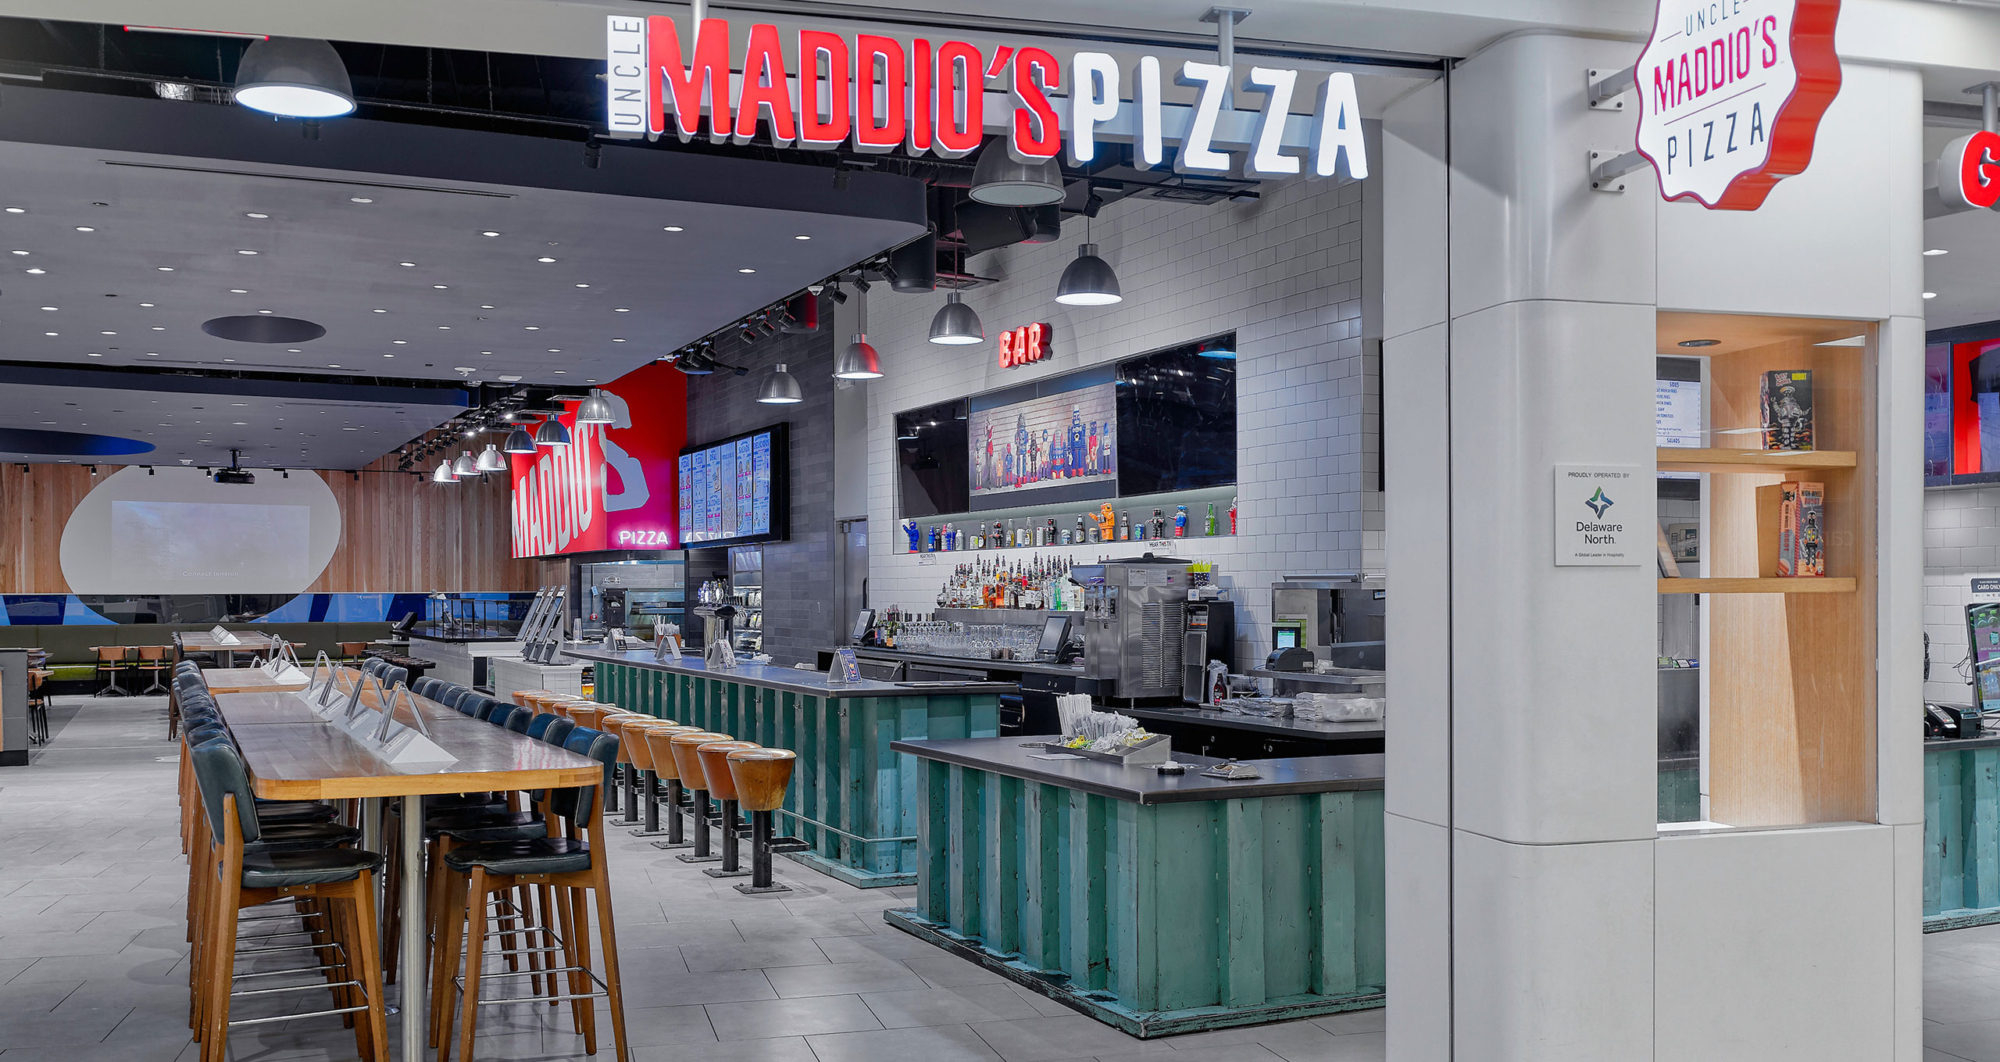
[533,417,570,448]
[1056,203,1122,306]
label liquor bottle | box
[1173,505,1188,538]
[1205,503,1218,536]
[1119,511,1131,541]
[1229,496,1238,535]
[1151,509,1167,539]
[1075,513,1086,543]
[945,524,955,551]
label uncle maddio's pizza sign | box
[1633,0,1842,210]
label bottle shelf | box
[1657,577,1856,595]
[1656,447,1856,475]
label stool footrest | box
[768,837,810,852]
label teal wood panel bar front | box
[571,648,1002,887]
[1926,741,2000,931]
[890,737,1386,1037]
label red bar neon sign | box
[998,323,1053,368]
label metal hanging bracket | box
[1590,149,1647,193]
[1588,66,1636,110]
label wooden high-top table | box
[175,630,285,668]
[200,667,308,696]
[212,668,603,1062]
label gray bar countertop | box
[891,735,1384,805]
[562,644,1016,699]
[844,646,1088,678]
[1115,703,1384,743]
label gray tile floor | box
[0,696,1386,1061]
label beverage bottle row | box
[934,555,1076,610]
[903,496,1238,553]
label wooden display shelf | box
[1657,577,1855,595]
[1656,447,1856,475]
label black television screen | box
[895,400,968,519]
[892,334,1235,519]
[677,422,790,548]
[1116,334,1237,495]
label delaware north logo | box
[1584,487,1614,518]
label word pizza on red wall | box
[509,360,688,558]
[998,323,1053,368]
[1633,0,1841,211]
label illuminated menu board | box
[676,423,787,547]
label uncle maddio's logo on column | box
[1633,0,1842,210]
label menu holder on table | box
[261,641,307,685]
[209,624,241,645]
[826,648,860,686]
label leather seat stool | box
[666,732,732,863]
[694,740,760,877]
[726,748,802,895]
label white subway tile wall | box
[1926,486,2000,703]
[860,176,1378,669]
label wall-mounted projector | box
[213,449,254,485]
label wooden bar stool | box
[639,725,701,848]
[567,703,613,732]
[726,748,800,895]
[632,724,696,840]
[694,741,760,878]
[667,732,732,863]
[337,641,369,665]
[510,688,544,708]
[91,645,132,697]
[597,713,645,826]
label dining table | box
[175,630,285,668]
[211,668,605,1062]
[199,666,309,696]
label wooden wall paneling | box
[1695,322,1878,827]
[0,458,535,594]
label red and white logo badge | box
[1633,0,1841,211]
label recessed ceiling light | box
[524,325,540,330]
[327,364,340,368]
[38,306,55,311]
[393,340,407,344]
[553,369,567,374]
[481,230,502,237]
[612,338,626,343]
[738,267,756,274]
[342,426,359,430]
[42,331,56,336]
[480,304,494,309]
[371,308,387,313]
[663,226,683,232]
[480,350,492,355]
[537,257,556,263]
[230,289,247,294]
[246,212,268,219]
[613,307,630,313]
[232,421,247,426]
[399,262,416,267]
[256,309,273,315]
[86,352,102,357]
[99,330,115,335]
[794,234,812,241]
[139,302,153,307]
[433,284,448,289]
[9,250,25,256]
[151,326,164,331]
[438,325,451,330]
[224,358,235,363]
[286,348,300,353]
[75,226,94,232]
[575,283,590,288]
[1924,291,1939,299]
[383,353,395,358]
[350,197,372,204]
[5,207,23,214]
[25,268,44,274]
[547,348,561,353]
[237,249,258,255]
[156,266,173,272]
[1925,248,1948,256]
[145,352,158,356]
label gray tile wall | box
[854,175,1378,669]
[685,296,838,667]
[1925,485,2000,702]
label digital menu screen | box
[677,423,788,548]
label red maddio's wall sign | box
[602,16,1369,180]
[1940,130,2000,211]
[510,360,688,558]
[1633,0,1841,210]
[998,323,1053,368]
